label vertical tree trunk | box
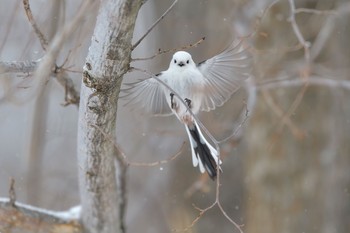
[244,88,350,233]
[77,1,142,232]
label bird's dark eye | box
[174,59,177,63]
[186,60,189,64]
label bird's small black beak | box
[178,62,185,67]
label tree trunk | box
[244,87,350,233]
[77,1,143,233]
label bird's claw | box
[170,93,175,109]
[184,98,192,108]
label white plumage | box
[122,40,251,179]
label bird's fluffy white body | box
[161,51,221,175]
[162,51,204,120]
[122,40,251,179]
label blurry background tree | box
[1,0,350,233]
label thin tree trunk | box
[244,88,350,233]
[77,1,143,233]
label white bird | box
[122,40,251,179]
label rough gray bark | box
[77,0,143,233]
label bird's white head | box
[169,51,195,70]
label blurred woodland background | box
[1,0,350,232]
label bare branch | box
[217,101,250,144]
[92,124,185,167]
[30,1,93,106]
[0,60,39,74]
[173,201,243,233]
[32,0,93,83]
[0,198,82,233]
[55,70,80,106]
[257,75,350,91]
[246,0,279,39]
[261,89,304,139]
[132,37,206,61]
[0,60,80,106]
[288,0,311,65]
[172,203,216,232]
[276,78,308,133]
[217,201,244,233]
[129,144,184,166]
[132,0,178,50]
[294,8,337,15]
[22,0,49,50]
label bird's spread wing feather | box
[197,39,251,112]
[120,73,172,116]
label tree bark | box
[77,1,142,233]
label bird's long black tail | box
[185,122,222,180]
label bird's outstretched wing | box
[197,39,251,112]
[120,73,172,116]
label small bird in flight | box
[122,39,251,179]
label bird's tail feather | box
[185,121,222,179]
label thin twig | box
[132,37,206,61]
[261,89,304,139]
[92,124,185,167]
[257,75,350,90]
[132,0,178,50]
[276,77,308,133]
[172,203,216,232]
[55,71,80,106]
[128,143,185,167]
[275,0,311,138]
[251,43,304,55]
[295,8,337,15]
[217,201,244,233]
[0,60,80,106]
[217,101,250,144]
[245,0,279,39]
[23,0,48,50]
[173,197,243,233]
[288,0,311,65]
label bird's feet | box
[184,98,192,108]
[170,93,176,109]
